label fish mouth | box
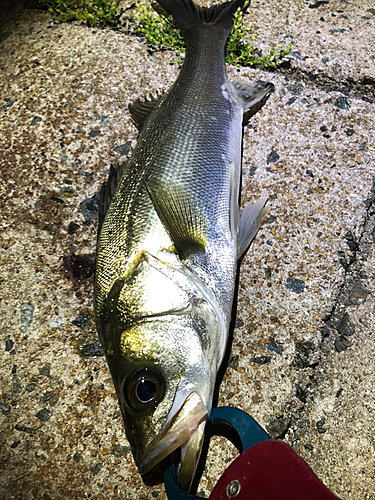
[139,391,207,490]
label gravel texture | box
[0,1,374,499]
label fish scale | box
[94,0,274,491]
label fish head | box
[95,252,225,490]
[102,306,222,491]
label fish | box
[94,0,274,491]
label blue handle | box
[164,465,200,500]
[164,406,271,499]
[210,406,271,451]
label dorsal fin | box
[98,161,128,235]
[128,93,164,132]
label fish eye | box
[125,368,165,414]
[136,378,156,403]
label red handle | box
[208,440,342,500]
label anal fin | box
[238,198,269,259]
[233,79,275,126]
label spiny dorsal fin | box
[146,181,208,260]
[128,93,164,132]
[98,161,128,235]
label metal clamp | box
[164,406,271,499]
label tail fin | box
[155,0,248,38]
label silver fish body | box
[94,0,273,490]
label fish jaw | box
[138,391,208,487]
[179,419,206,491]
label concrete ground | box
[0,1,374,499]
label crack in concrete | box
[286,202,375,431]
[283,184,375,444]
[277,63,375,100]
[320,182,375,330]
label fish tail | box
[155,0,248,39]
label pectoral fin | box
[233,79,275,126]
[146,182,208,260]
[238,198,269,259]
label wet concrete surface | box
[0,1,374,499]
